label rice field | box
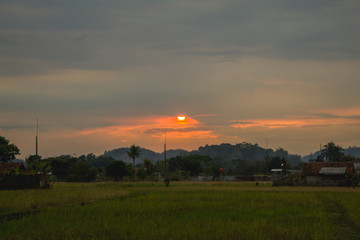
[1,182,360,240]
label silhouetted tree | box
[179,155,203,176]
[321,142,344,162]
[105,160,129,181]
[205,163,221,180]
[0,136,20,163]
[143,158,155,176]
[136,168,147,181]
[267,156,289,171]
[126,145,142,167]
[49,155,77,181]
[126,145,142,181]
[26,155,42,171]
[26,155,51,188]
[67,161,98,182]
[88,155,115,169]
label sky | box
[1,0,360,159]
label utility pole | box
[163,128,170,186]
[265,138,269,172]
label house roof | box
[319,167,347,175]
[302,162,354,176]
[0,162,25,175]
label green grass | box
[1,182,360,240]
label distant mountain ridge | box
[302,146,360,162]
[103,142,302,166]
[103,148,189,164]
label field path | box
[317,194,360,240]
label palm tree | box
[126,145,142,181]
[321,142,343,162]
[126,144,142,167]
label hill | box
[103,148,189,165]
[302,146,360,162]
[103,142,302,167]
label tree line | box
[1,136,358,184]
[310,141,357,162]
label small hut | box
[0,162,26,175]
[302,162,355,186]
[0,162,40,189]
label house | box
[0,162,40,190]
[0,162,26,175]
[302,162,355,186]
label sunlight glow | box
[177,116,186,121]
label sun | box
[177,116,186,121]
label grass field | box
[1,182,360,240]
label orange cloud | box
[78,115,217,139]
[231,105,360,130]
[144,127,216,139]
[231,117,360,129]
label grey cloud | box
[1,0,360,76]
[0,123,35,131]
[311,113,360,120]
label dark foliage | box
[87,155,115,169]
[105,160,129,180]
[320,142,344,162]
[267,157,290,171]
[0,136,20,163]
[104,142,303,168]
[66,161,98,182]
[233,159,265,176]
[126,145,142,167]
[0,174,40,190]
[168,155,203,176]
[49,155,77,181]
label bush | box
[66,161,98,182]
[105,161,129,181]
[136,168,147,181]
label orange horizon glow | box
[76,114,217,140]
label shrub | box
[105,161,129,181]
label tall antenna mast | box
[265,138,269,172]
[36,118,39,156]
[163,128,167,177]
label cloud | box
[1,1,360,158]
[143,127,216,139]
[315,105,360,119]
[231,106,360,129]
[144,127,210,134]
[72,115,218,142]
[0,123,35,131]
[78,115,201,136]
[1,0,360,76]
